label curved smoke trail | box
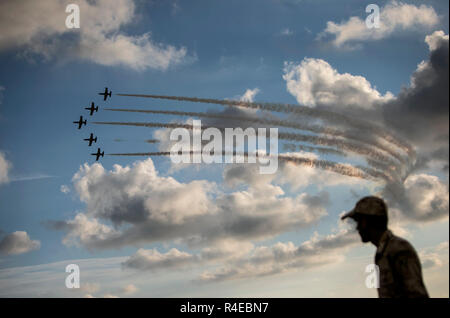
[105,107,407,166]
[95,121,400,181]
[107,151,392,182]
[115,93,415,161]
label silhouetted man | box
[342,196,429,298]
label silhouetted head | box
[342,196,388,244]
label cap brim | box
[341,209,357,220]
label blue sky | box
[0,0,448,297]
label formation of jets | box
[73,87,111,161]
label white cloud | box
[123,248,196,271]
[60,185,70,194]
[0,237,448,297]
[0,151,11,184]
[198,227,359,282]
[280,28,294,36]
[0,231,41,255]
[123,239,255,271]
[223,158,364,192]
[59,213,121,249]
[402,174,449,222]
[420,241,449,269]
[425,30,449,51]
[9,174,55,182]
[383,173,449,226]
[282,31,448,176]
[0,0,190,70]
[122,221,360,283]
[379,31,448,174]
[52,158,330,250]
[283,58,393,108]
[239,88,260,103]
[72,160,216,225]
[320,1,439,48]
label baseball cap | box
[341,196,388,220]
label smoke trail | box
[115,93,414,159]
[278,132,399,170]
[93,121,194,129]
[283,143,347,157]
[107,151,391,182]
[109,152,171,156]
[94,120,400,177]
[114,138,160,143]
[279,155,390,182]
[105,107,406,166]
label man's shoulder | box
[385,233,418,258]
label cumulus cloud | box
[60,185,70,194]
[320,1,439,48]
[283,58,394,109]
[0,0,190,70]
[384,173,449,223]
[420,241,449,269]
[239,88,261,103]
[0,151,11,185]
[123,239,254,271]
[223,158,364,192]
[279,30,449,231]
[283,31,449,173]
[123,248,197,271]
[50,159,329,250]
[426,30,450,51]
[122,223,359,283]
[382,30,449,167]
[72,160,216,225]
[198,227,359,282]
[0,231,41,255]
